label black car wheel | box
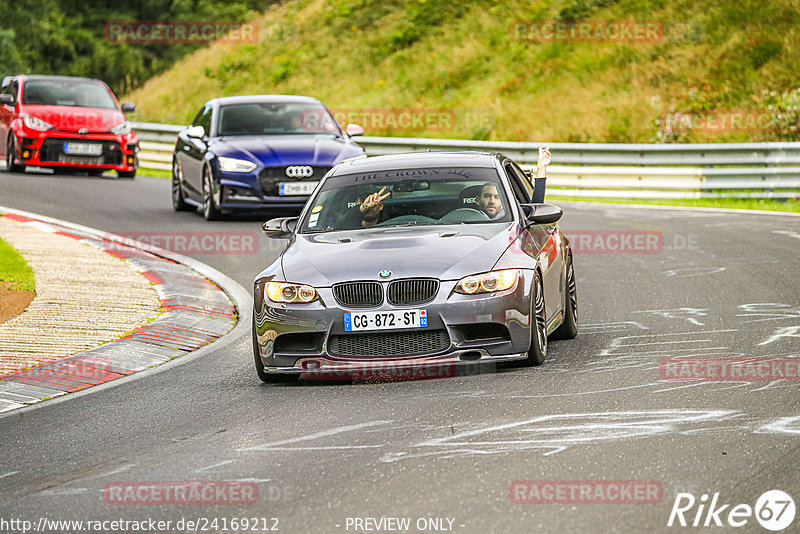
[526,270,548,366]
[171,159,193,212]
[552,254,578,340]
[203,167,222,221]
[118,169,136,178]
[253,314,296,384]
[6,135,25,173]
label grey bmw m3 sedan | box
[252,151,577,382]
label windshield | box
[22,79,118,109]
[217,102,342,136]
[300,166,513,233]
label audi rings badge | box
[286,166,314,178]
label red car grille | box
[39,138,123,165]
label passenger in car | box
[531,146,551,204]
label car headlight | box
[265,282,318,303]
[109,121,130,135]
[218,156,257,173]
[21,114,53,131]
[454,269,518,295]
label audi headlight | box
[109,121,130,135]
[265,282,318,303]
[21,114,53,131]
[218,157,257,173]
[454,269,518,295]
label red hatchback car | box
[0,75,138,177]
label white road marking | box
[759,326,800,345]
[663,267,726,278]
[633,308,708,326]
[0,471,19,479]
[737,303,800,323]
[195,460,234,473]
[772,230,800,240]
[757,416,800,435]
[579,321,650,334]
[237,420,391,451]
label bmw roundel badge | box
[379,270,391,278]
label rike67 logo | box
[668,490,795,531]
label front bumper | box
[14,130,138,171]
[253,271,536,375]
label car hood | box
[280,223,516,286]
[22,105,124,133]
[211,135,364,166]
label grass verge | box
[0,237,36,291]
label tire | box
[253,314,296,384]
[6,135,25,173]
[171,159,193,212]
[118,169,136,178]
[88,169,106,177]
[525,270,548,366]
[202,167,222,221]
[551,254,578,340]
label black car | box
[252,151,578,383]
[171,95,365,220]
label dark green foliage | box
[0,0,276,94]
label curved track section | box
[0,170,799,532]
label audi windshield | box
[217,102,343,136]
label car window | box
[505,161,533,204]
[21,79,117,109]
[217,102,341,137]
[192,105,212,135]
[300,167,513,233]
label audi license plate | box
[279,181,318,195]
[64,142,103,156]
[344,309,428,332]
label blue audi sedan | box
[171,95,366,220]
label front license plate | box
[344,309,428,332]
[279,181,318,195]
[64,142,103,156]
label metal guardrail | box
[131,122,800,198]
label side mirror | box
[186,125,205,139]
[345,123,364,136]
[1,76,12,89]
[0,94,15,107]
[262,217,298,239]
[121,101,137,113]
[521,203,563,225]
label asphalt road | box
[1,169,800,533]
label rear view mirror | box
[521,203,563,225]
[186,125,205,139]
[121,101,137,113]
[345,123,364,136]
[262,217,298,239]
[393,180,430,193]
[0,94,14,107]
